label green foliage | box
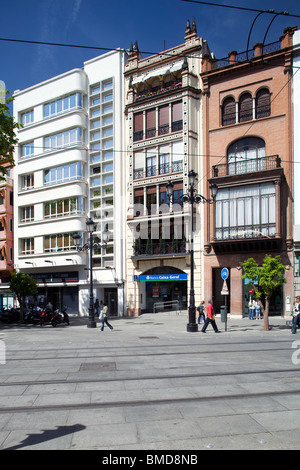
[241,255,286,330]
[9,272,38,322]
[0,90,22,179]
[241,255,286,297]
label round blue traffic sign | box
[221,268,229,280]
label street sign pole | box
[221,269,229,332]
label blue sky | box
[0,0,299,95]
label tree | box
[9,272,38,323]
[0,90,21,179]
[241,255,286,331]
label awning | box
[132,61,184,85]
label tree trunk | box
[264,296,270,331]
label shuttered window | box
[239,93,253,123]
[133,112,143,141]
[146,109,156,138]
[158,105,169,135]
[256,89,270,119]
[222,97,236,126]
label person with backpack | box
[197,301,205,324]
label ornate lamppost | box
[73,218,109,328]
[166,170,218,332]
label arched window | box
[222,97,236,126]
[238,93,253,123]
[227,137,266,175]
[256,88,270,119]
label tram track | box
[0,387,299,415]
[1,366,299,387]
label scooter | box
[40,307,53,326]
[51,307,70,327]
[25,306,42,324]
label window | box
[91,85,100,95]
[133,112,143,141]
[158,105,169,135]
[172,141,183,172]
[44,197,82,218]
[22,174,34,190]
[239,93,253,123]
[21,238,34,255]
[44,162,82,185]
[159,145,169,174]
[256,88,271,119]
[215,182,276,240]
[146,186,157,212]
[222,97,236,126]
[227,137,266,175]
[44,128,82,152]
[44,233,76,252]
[103,92,113,102]
[21,206,34,222]
[43,93,81,118]
[21,142,34,158]
[146,150,156,177]
[171,101,182,132]
[146,109,156,138]
[21,110,34,126]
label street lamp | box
[166,170,218,332]
[73,219,109,328]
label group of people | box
[291,296,300,334]
[94,298,113,331]
[248,298,262,320]
[197,300,220,333]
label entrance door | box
[212,267,230,314]
[104,288,118,316]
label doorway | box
[212,267,230,314]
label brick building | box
[201,27,297,317]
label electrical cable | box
[180,0,300,18]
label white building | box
[13,50,127,316]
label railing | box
[212,155,281,178]
[153,300,179,314]
[133,240,187,257]
[133,160,183,179]
[212,41,281,70]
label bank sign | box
[139,274,188,282]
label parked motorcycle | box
[25,306,42,324]
[51,307,70,327]
[0,307,20,324]
[40,306,54,326]
[40,306,69,327]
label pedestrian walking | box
[94,298,100,317]
[248,298,255,320]
[201,300,220,333]
[197,301,205,324]
[255,299,261,320]
[100,303,113,331]
[291,297,300,334]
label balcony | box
[134,81,182,103]
[212,155,281,178]
[133,120,183,142]
[134,161,183,180]
[133,239,187,259]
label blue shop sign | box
[139,274,188,282]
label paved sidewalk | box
[0,312,299,450]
